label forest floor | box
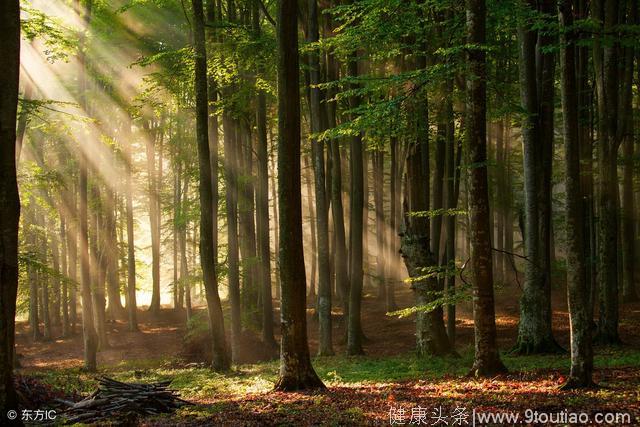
[14,282,640,426]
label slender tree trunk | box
[223,115,242,362]
[304,156,318,302]
[269,145,281,300]
[27,207,40,340]
[443,79,457,345]
[77,0,98,371]
[192,0,231,371]
[307,0,333,356]
[514,0,561,354]
[252,0,276,348]
[558,0,594,387]
[0,0,20,411]
[466,0,507,376]
[592,0,621,345]
[60,217,70,337]
[621,0,638,302]
[347,55,365,356]
[105,189,124,319]
[68,182,78,335]
[145,121,161,314]
[274,0,325,391]
[51,222,62,328]
[238,123,259,326]
[91,186,109,349]
[373,151,386,303]
[386,137,398,312]
[124,124,138,332]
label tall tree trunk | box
[274,0,325,391]
[466,0,507,376]
[621,0,638,302]
[40,214,52,341]
[51,221,62,328]
[514,0,561,354]
[0,0,20,411]
[401,111,453,357]
[443,79,457,345]
[269,144,281,300]
[27,207,40,340]
[386,136,398,312]
[592,0,621,345]
[91,186,109,349]
[77,0,98,371]
[323,28,349,318]
[192,0,231,371]
[558,0,594,388]
[180,179,191,321]
[124,123,138,332]
[68,181,78,335]
[576,0,596,323]
[60,217,70,337]
[145,121,161,315]
[304,156,318,302]
[251,0,276,348]
[373,151,386,303]
[347,55,365,356]
[223,115,242,362]
[238,124,259,326]
[105,189,124,319]
[307,0,333,356]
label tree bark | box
[347,56,365,356]
[558,0,594,387]
[466,0,507,376]
[124,123,138,332]
[0,0,20,412]
[192,0,231,371]
[307,0,333,356]
[251,0,276,348]
[514,0,561,354]
[274,0,325,391]
[592,0,621,345]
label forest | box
[1,0,640,425]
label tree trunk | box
[144,121,161,315]
[592,0,621,345]
[307,0,333,356]
[401,104,453,357]
[60,217,70,337]
[304,156,318,302]
[621,0,638,302]
[466,0,507,376]
[514,0,561,354]
[558,0,594,387]
[347,56,365,356]
[373,151,386,303]
[252,0,276,348]
[443,79,457,345]
[223,115,242,362]
[192,0,230,371]
[273,0,325,391]
[91,186,109,349]
[124,123,138,332]
[0,0,20,411]
[77,0,98,371]
[238,123,259,326]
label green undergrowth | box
[22,347,640,402]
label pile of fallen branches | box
[58,376,191,424]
